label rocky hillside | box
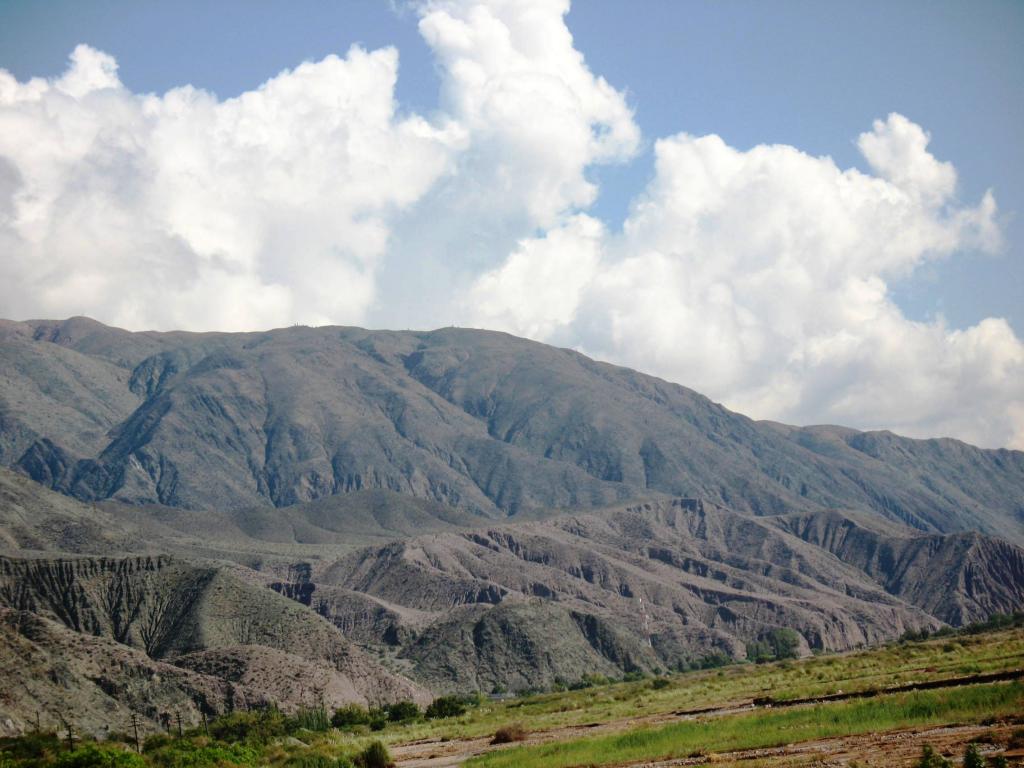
[267,498,1024,693]
[2,317,1023,726]
[1,317,1022,542]
[0,554,426,713]
[774,509,1024,625]
[0,606,266,737]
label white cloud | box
[0,42,452,331]
[471,114,1022,448]
[0,4,1020,449]
[465,213,604,339]
[418,0,638,226]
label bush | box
[145,739,259,768]
[354,741,391,768]
[767,628,801,660]
[384,701,420,723]
[424,696,466,720]
[206,710,288,744]
[54,744,146,768]
[289,706,330,733]
[0,732,63,761]
[490,724,527,745]
[285,756,355,768]
[650,677,671,690]
[330,705,369,730]
[746,640,774,664]
[914,745,952,768]
[963,744,986,768]
[747,629,801,663]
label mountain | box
[285,498,1024,693]
[1,317,1022,543]
[2,317,1024,729]
[0,552,428,734]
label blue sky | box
[0,0,1021,447]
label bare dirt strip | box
[390,669,1024,767]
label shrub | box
[747,629,801,663]
[490,724,527,745]
[746,640,773,664]
[145,739,259,768]
[0,732,63,761]
[384,701,420,723]
[330,705,369,730]
[207,710,288,744]
[285,756,355,768]
[914,745,952,768]
[354,741,392,768]
[424,696,466,720]
[54,744,146,768]
[366,709,388,732]
[142,735,174,753]
[650,677,671,690]
[289,706,330,733]
[962,744,986,768]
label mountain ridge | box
[1,316,1021,542]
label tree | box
[385,701,421,723]
[963,743,986,768]
[767,628,801,660]
[331,704,370,730]
[424,696,466,719]
[915,745,952,768]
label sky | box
[0,0,1021,449]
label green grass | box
[467,680,1024,768]
[360,628,1024,748]
[3,628,1021,768]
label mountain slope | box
[266,498,1024,693]
[0,554,426,707]
[774,509,1024,625]
[2,318,1022,542]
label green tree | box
[424,696,466,720]
[767,628,801,660]
[384,701,420,723]
[330,705,369,730]
[54,744,146,768]
[963,743,986,768]
[914,744,952,768]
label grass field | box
[466,681,1023,767]
[3,627,1022,768]
[361,627,1024,748]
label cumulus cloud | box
[470,114,1022,448]
[0,1,1021,449]
[0,42,451,330]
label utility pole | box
[130,713,141,754]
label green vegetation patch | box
[468,681,1024,768]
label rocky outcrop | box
[0,554,426,711]
[0,606,267,738]
[775,510,1024,624]
[294,500,955,692]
